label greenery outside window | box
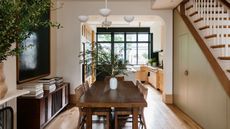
[97,28,151,65]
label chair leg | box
[77,114,82,129]
[115,113,118,129]
[106,113,110,129]
[141,112,147,129]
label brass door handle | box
[184,70,189,76]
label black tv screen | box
[17,13,50,83]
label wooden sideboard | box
[17,83,70,129]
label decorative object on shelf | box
[0,63,7,99]
[124,16,135,23]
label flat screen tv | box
[17,12,50,84]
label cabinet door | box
[148,71,157,88]
[174,34,189,110]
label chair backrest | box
[75,84,85,102]
[84,81,89,91]
[138,84,148,100]
[136,80,141,87]
[104,76,124,82]
[116,76,124,81]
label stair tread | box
[199,25,210,30]
[205,34,230,39]
[211,44,230,48]
[186,5,193,10]
[218,56,230,60]
[189,11,198,17]
[194,18,203,23]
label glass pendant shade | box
[78,15,88,22]
[99,8,111,17]
[124,16,135,23]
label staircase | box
[178,0,230,96]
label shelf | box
[0,89,29,105]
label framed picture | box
[17,12,50,84]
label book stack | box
[22,83,44,97]
[38,78,56,93]
[54,77,64,87]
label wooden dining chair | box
[114,83,148,129]
[83,81,90,91]
[75,84,86,129]
[104,76,125,82]
[75,84,111,129]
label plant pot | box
[109,77,117,90]
[0,63,8,99]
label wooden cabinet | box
[17,83,70,129]
[158,69,164,92]
[136,66,149,82]
[148,70,158,88]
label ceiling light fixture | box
[78,0,135,27]
[124,16,135,23]
[78,15,89,22]
[99,0,111,17]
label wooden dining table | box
[76,80,147,129]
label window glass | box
[126,33,136,41]
[126,43,137,64]
[138,33,149,41]
[97,43,111,64]
[138,43,148,64]
[97,34,111,42]
[114,33,124,42]
[114,43,125,60]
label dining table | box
[76,80,147,129]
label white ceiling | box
[151,0,182,9]
[87,15,164,27]
[62,0,182,9]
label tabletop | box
[77,81,147,108]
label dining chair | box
[104,76,125,82]
[114,83,148,129]
[83,81,90,91]
[75,84,111,129]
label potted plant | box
[148,58,157,67]
[0,0,60,98]
[80,43,127,89]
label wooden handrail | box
[178,2,230,97]
[219,0,230,8]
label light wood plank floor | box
[92,84,203,129]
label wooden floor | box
[92,84,203,129]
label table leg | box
[132,107,138,129]
[86,108,92,129]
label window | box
[97,28,151,65]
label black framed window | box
[96,27,151,65]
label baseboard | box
[69,94,77,104]
[162,93,173,104]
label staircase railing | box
[178,0,230,97]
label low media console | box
[17,83,70,129]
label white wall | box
[56,0,173,95]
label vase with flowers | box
[79,43,127,90]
